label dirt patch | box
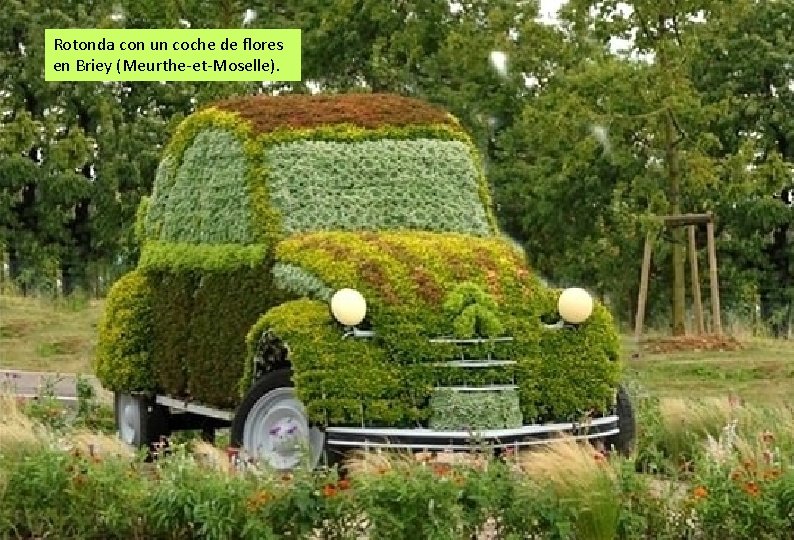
[642,334,744,354]
[0,320,39,338]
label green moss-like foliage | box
[133,196,149,246]
[139,242,268,273]
[244,299,409,425]
[265,139,491,235]
[443,282,504,338]
[144,155,178,240]
[94,271,157,392]
[143,95,499,252]
[428,388,523,430]
[148,270,196,396]
[252,230,622,426]
[271,262,333,302]
[157,130,254,244]
[140,244,292,408]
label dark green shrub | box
[93,270,157,392]
[129,242,294,406]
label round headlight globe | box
[558,287,593,324]
[330,288,367,326]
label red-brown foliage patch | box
[642,334,744,354]
[211,93,458,133]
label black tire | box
[231,368,341,470]
[605,385,636,456]
[114,393,170,449]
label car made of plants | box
[95,92,634,470]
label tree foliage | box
[2,0,794,333]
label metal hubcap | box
[242,387,324,470]
[118,397,140,445]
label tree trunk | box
[761,225,789,337]
[7,246,28,296]
[664,109,687,335]
[62,199,92,296]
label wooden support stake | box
[635,232,654,341]
[706,220,722,334]
[688,225,705,335]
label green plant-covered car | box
[95,92,634,470]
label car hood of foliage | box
[265,230,623,424]
[273,229,539,317]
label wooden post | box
[635,232,654,341]
[706,219,722,334]
[688,225,705,334]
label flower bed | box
[4,387,794,539]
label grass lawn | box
[2,293,794,407]
[0,294,102,374]
[625,337,794,406]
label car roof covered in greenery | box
[138,93,499,249]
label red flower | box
[744,482,760,497]
[432,463,451,477]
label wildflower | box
[376,466,388,475]
[433,463,451,477]
[730,469,744,481]
[337,479,350,490]
[692,486,708,500]
[763,468,782,481]
[281,473,293,482]
[762,431,775,444]
[744,481,760,497]
[593,451,606,464]
[323,484,337,497]
[763,450,774,464]
[742,459,756,471]
[246,490,272,510]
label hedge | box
[137,245,293,408]
[93,270,156,392]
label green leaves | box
[443,282,504,339]
[265,138,492,236]
[428,388,523,430]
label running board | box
[155,395,234,421]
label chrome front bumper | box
[324,415,620,450]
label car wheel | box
[114,392,169,448]
[231,368,336,471]
[604,385,636,456]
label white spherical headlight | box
[558,287,593,324]
[330,288,367,327]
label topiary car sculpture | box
[95,93,635,470]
